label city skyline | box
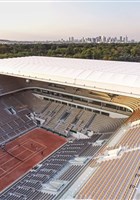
[0,1,140,41]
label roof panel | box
[0,56,140,97]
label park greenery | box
[0,43,140,62]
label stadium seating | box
[76,150,140,200]
[0,76,139,200]
[0,95,36,145]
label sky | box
[0,1,140,41]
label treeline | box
[0,43,140,62]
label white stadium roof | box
[0,56,140,97]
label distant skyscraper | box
[125,35,128,43]
[120,36,123,43]
[69,37,74,42]
[103,36,106,43]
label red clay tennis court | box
[0,128,67,191]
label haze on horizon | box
[0,1,140,41]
